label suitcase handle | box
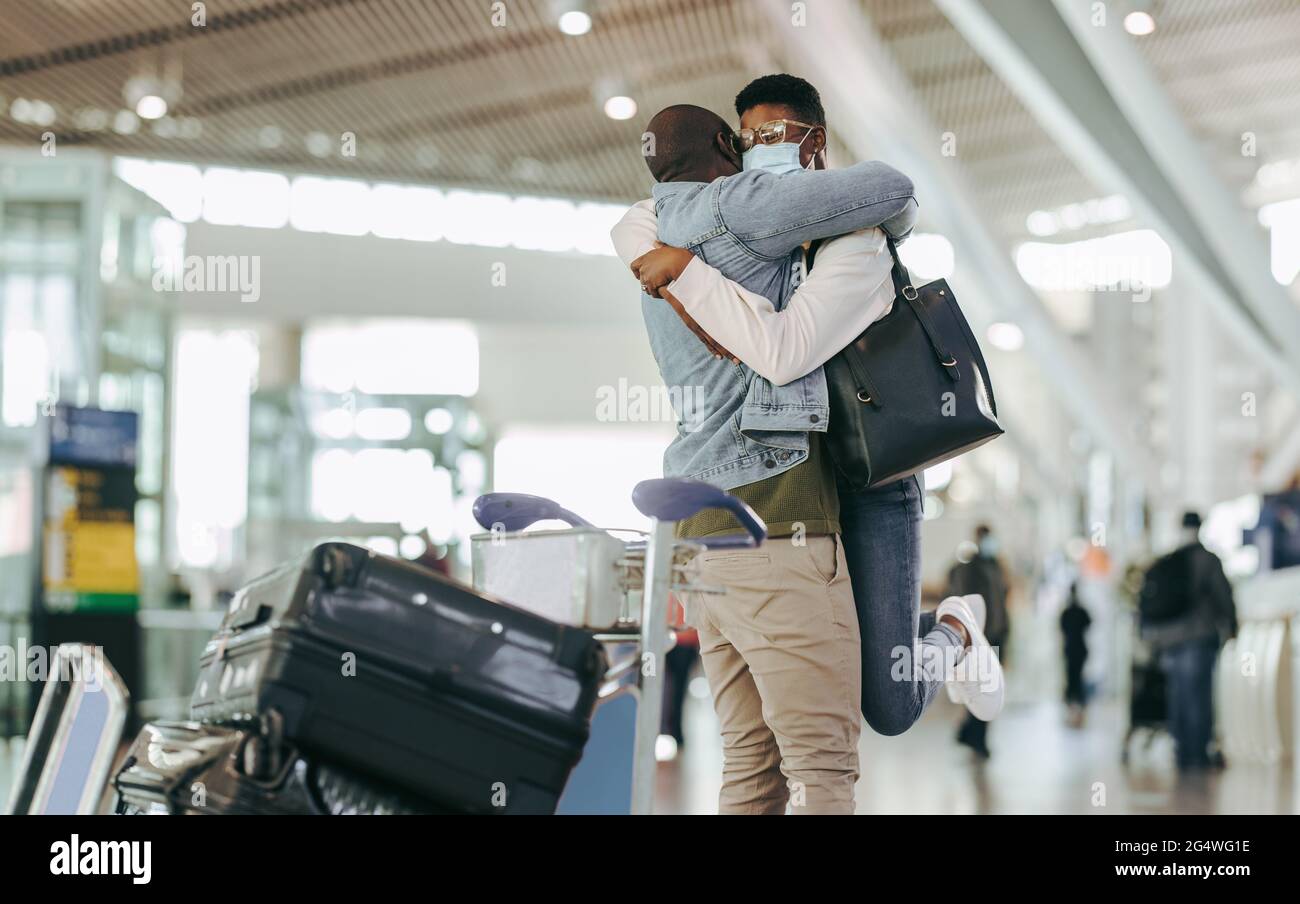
[631,479,766,549]
[472,493,595,533]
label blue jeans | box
[1160,635,1219,768]
[838,476,963,736]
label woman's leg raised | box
[837,475,964,736]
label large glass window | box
[301,319,479,397]
[112,157,627,254]
[170,329,259,569]
[493,425,674,531]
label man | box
[946,524,1010,759]
[1140,511,1237,770]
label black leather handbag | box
[818,235,1003,491]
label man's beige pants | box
[684,535,861,815]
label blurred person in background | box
[1059,583,1091,728]
[1249,471,1300,572]
[946,524,1010,759]
[658,594,699,760]
[1139,511,1238,770]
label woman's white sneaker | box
[961,594,986,632]
[936,595,1005,721]
[943,594,986,703]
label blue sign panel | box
[48,405,139,468]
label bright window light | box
[1015,229,1171,293]
[311,449,355,522]
[353,449,419,523]
[301,320,479,396]
[172,329,258,568]
[150,218,187,275]
[923,460,953,492]
[395,462,446,539]
[1026,210,1058,237]
[493,425,675,531]
[202,168,290,228]
[115,158,624,255]
[510,197,580,252]
[424,408,455,435]
[114,158,204,222]
[399,534,427,559]
[368,536,400,557]
[312,407,355,439]
[1259,197,1300,286]
[1255,158,1300,190]
[290,176,372,235]
[310,448,450,534]
[572,203,626,255]
[354,407,413,441]
[442,191,513,247]
[2,272,74,428]
[899,233,955,280]
[2,329,49,427]
[456,449,487,494]
[371,183,445,242]
[986,321,1025,351]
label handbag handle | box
[812,236,962,408]
[885,236,961,384]
[805,236,961,407]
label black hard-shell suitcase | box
[114,720,437,815]
[189,542,607,814]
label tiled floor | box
[654,693,1297,815]
[5,689,1290,816]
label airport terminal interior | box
[0,0,1299,816]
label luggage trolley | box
[471,477,765,814]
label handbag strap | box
[885,236,961,383]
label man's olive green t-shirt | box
[676,432,841,540]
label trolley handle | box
[471,493,594,532]
[631,478,766,550]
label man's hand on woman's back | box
[631,243,740,363]
[630,243,694,298]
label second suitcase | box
[114,720,438,815]
[190,542,607,814]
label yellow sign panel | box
[44,521,139,594]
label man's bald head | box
[643,104,741,183]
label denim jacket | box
[642,161,917,491]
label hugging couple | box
[610,74,1005,815]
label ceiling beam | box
[1053,0,1298,325]
[1026,0,1300,389]
[758,0,1156,487]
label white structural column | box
[758,0,1155,486]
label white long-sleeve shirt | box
[610,200,896,386]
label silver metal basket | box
[470,526,708,631]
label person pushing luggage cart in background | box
[1139,511,1237,771]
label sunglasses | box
[731,119,819,154]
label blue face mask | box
[742,131,813,175]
